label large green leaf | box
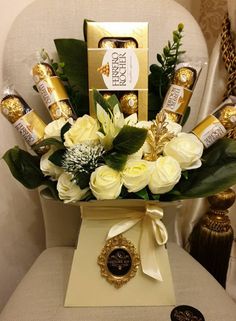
[54,39,89,113]
[48,149,65,167]
[113,125,147,155]
[2,146,44,189]
[93,89,111,114]
[104,152,128,171]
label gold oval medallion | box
[97,234,140,288]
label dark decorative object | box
[189,188,235,287]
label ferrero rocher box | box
[64,200,176,307]
[87,22,148,120]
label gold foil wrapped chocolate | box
[121,39,137,48]
[120,92,138,115]
[49,101,73,120]
[102,92,112,101]
[0,89,46,153]
[218,105,236,129]
[162,62,202,124]
[192,98,236,148]
[99,39,117,48]
[173,67,196,90]
[32,62,74,121]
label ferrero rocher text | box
[87,22,148,120]
[32,62,74,120]
[0,90,46,151]
[162,62,201,123]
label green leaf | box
[60,122,71,142]
[113,125,147,155]
[74,171,90,189]
[42,180,59,199]
[181,106,191,126]
[2,146,44,189]
[32,138,64,151]
[156,54,164,65]
[104,151,128,171]
[54,38,89,112]
[135,187,149,200]
[93,89,111,114]
[48,149,65,167]
[107,94,120,110]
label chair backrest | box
[2,0,208,248]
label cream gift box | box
[64,199,178,307]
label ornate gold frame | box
[97,234,140,288]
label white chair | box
[1,0,236,320]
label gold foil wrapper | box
[120,92,138,115]
[49,101,73,120]
[121,39,137,48]
[1,96,26,123]
[218,105,236,130]
[32,63,54,83]
[99,39,117,48]
[103,92,112,101]
[173,67,196,89]
[164,110,181,123]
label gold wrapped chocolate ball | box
[121,40,137,48]
[49,101,73,120]
[103,92,112,101]
[32,63,54,83]
[120,92,138,115]
[1,96,25,123]
[219,105,236,129]
[99,39,117,49]
[164,110,181,123]
[173,67,195,89]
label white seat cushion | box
[1,244,236,321]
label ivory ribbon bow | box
[81,202,168,281]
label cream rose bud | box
[57,172,89,203]
[44,118,70,138]
[40,148,64,180]
[122,160,151,192]
[165,119,182,135]
[90,165,122,200]
[149,156,181,194]
[164,133,204,170]
[64,115,99,147]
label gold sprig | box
[143,111,175,161]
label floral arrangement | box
[3,23,236,203]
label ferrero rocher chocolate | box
[31,62,74,120]
[87,22,148,120]
[218,105,236,129]
[0,89,46,153]
[120,92,138,115]
[49,101,73,120]
[162,62,202,123]
[192,98,236,148]
[173,67,196,90]
[102,92,112,100]
[121,39,137,48]
[99,39,117,48]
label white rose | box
[40,148,64,180]
[165,119,182,135]
[90,165,122,200]
[164,133,204,170]
[122,159,151,192]
[44,118,71,138]
[149,156,181,194]
[64,115,99,147]
[57,172,89,203]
